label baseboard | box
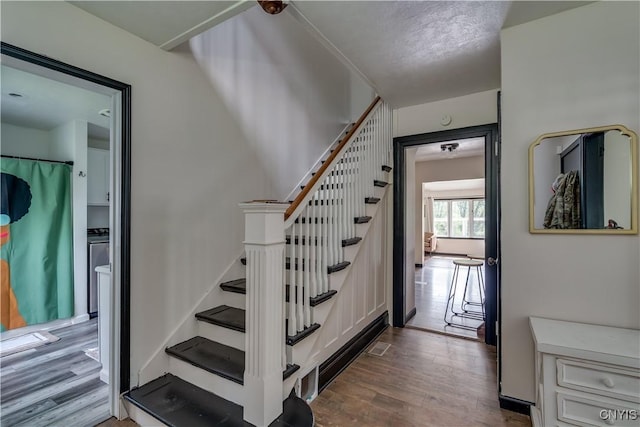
[318,311,389,393]
[405,307,417,322]
[499,395,532,415]
[0,314,90,340]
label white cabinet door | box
[88,148,110,206]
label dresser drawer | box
[557,359,640,403]
[557,392,639,426]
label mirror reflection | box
[529,125,638,233]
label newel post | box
[240,202,288,426]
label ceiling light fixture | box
[258,0,288,14]
[440,142,459,152]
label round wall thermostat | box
[440,114,452,126]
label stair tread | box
[196,305,245,333]
[310,290,338,307]
[124,373,249,427]
[382,165,392,172]
[365,197,380,204]
[166,336,245,384]
[373,180,388,187]
[124,373,313,427]
[355,216,372,224]
[287,323,321,346]
[342,237,362,247]
[220,278,246,294]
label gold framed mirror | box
[529,124,638,234]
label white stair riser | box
[197,321,245,351]
[221,291,246,310]
[168,357,244,407]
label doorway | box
[0,42,131,422]
[392,123,500,347]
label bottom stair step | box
[125,373,313,427]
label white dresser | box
[530,317,640,426]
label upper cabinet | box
[88,148,110,206]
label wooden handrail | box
[284,96,382,219]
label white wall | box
[189,6,374,199]
[604,130,632,229]
[50,120,89,319]
[394,89,498,138]
[501,1,640,402]
[415,156,485,261]
[0,1,372,389]
[1,122,51,157]
[532,138,562,229]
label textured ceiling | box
[292,1,593,107]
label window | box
[432,199,484,238]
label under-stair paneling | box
[306,192,390,372]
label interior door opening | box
[0,42,131,424]
[393,124,500,348]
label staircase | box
[124,97,392,426]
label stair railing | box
[282,96,391,339]
[240,96,390,426]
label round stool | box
[443,258,485,329]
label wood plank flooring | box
[0,318,110,427]
[407,256,484,340]
[311,327,531,426]
[100,327,530,427]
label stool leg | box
[459,265,472,314]
[444,264,460,324]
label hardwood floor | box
[93,327,530,427]
[407,255,484,340]
[311,327,531,427]
[0,318,110,427]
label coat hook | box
[79,171,87,177]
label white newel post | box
[240,202,288,427]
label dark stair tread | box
[373,180,388,187]
[166,337,245,385]
[327,261,350,273]
[382,165,392,172]
[196,305,245,333]
[240,257,247,265]
[364,197,380,204]
[285,258,351,274]
[354,216,372,224]
[286,323,321,346]
[286,236,359,247]
[283,363,300,380]
[124,373,313,427]
[221,278,246,294]
[271,394,314,427]
[310,290,338,306]
[285,287,336,307]
[342,237,362,247]
[124,373,250,427]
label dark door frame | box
[392,123,500,347]
[1,42,132,394]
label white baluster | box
[310,193,317,298]
[288,219,296,337]
[297,210,304,329]
[304,204,311,325]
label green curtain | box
[1,158,74,331]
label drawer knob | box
[602,377,615,388]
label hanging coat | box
[543,170,581,229]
